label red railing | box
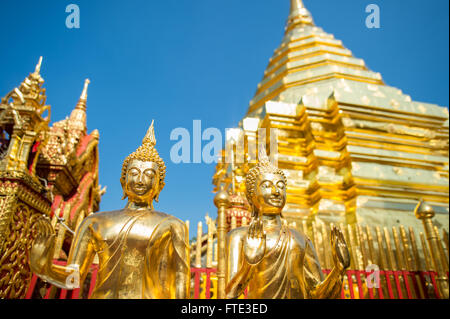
[25,263,445,299]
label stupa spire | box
[287,0,314,31]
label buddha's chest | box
[263,227,290,253]
[93,215,163,260]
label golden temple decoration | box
[414,200,449,299]
[0,58,102,298]
[214,185,230,299]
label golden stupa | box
[213,0,449,231]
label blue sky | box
[0,0,448,238]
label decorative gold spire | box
[75,79,90,111]
[80,78,90,100]
[287,0,314,31]
[6,56,47,107]
[34,56,43,75]
[26,56,44,85]
[69,79,90,132]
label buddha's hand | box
[30,217,56,275]
[330,225,350,273]
[244,218,266,265]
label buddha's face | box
[125,159,160,205]
[252,172,286,215]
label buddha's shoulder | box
[82,210,124,222]
[83,210,182,223]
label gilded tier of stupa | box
[214,0,449,232]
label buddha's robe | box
[66,209,190,299]
[227,225,340,299]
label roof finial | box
[34,56,43,74]
[69,79,90,131]
[80,78,90,100]
[287,0,314,30]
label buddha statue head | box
[245,148,287,217]
[120,120,166,208]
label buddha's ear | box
[120,182,127,200]
[153,186,161,203]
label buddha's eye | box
[277,182,285,189]
[144,170,155,178]
[128,169,139,176]
[262,181,272,188]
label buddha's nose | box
[273,186,280,195]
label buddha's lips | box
[269,196,283,204]
[132,185,148,193]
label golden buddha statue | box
[225,150,350,299]
[30,121,190,299]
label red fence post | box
[347,270,355,299]
[392,271,404,299]
[192,268,201,299]
[429,272,441,299]
[384,271,395,299]
[59,289,68,299]
[205,269,212,299]
[25,274,38,299]
[88,264,99,298]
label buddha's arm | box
[171,220,190,299]
[30,217,96,289]
[225,231,255,299]
[302,239,344,299]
